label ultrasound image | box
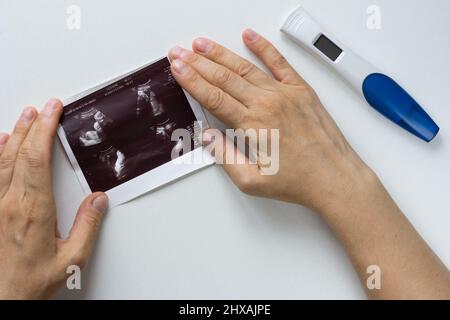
[60,58,199,192]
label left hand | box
[0,99,108,299]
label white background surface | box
[0,0,449,299]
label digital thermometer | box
[281,7,439,142]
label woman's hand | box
[169,29,376,214]
[169,30,450,299]
[0,99,108,299]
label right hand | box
[169,29,377,213]
[170,30,450,301]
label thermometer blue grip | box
[362,73,439,142]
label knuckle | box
[26,178,43,193]
[271,53,289,70]
[210,44,224,59]
[1,194,50,226]
[187,71,201,87]
[28,199,54,222]
[0,156,15,170]
[236,60,255,78]
[206,89,226,111]
[17,146,44,169]
[236,174,258,194]
[256,39,271,54]
[0,199,18,223]
[296,82,314,94]
[13,122,30,136]
[212,67,233,87]
[83,213,101,232]
[24,209,44,226]
[291,85,316,105]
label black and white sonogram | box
[59,58,202,193]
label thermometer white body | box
[281,7,439,142]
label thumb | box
[62,192,108,267]
[202,129,261,194]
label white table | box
[1,0,449,299]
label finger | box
[62,193,108,268]
[170,59,247,128]
[169,46,259,105]
[11,99,63,195]
[192,37,272,86]
[0,133,10,156]
[0,107,37,198]
[202,129,262,195]
[242,29,305,85]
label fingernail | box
[42,98,61,117]
[92,194,108,214]
[244,29,259,42]
[0,133,9,145]
[172,59,190,75]
[20,107,36,122]
[169,46,184,60]
[193,38,213,53]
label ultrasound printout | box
[58,58,214,206]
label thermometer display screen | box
[314,34,343,61]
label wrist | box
[314,164,383,220]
